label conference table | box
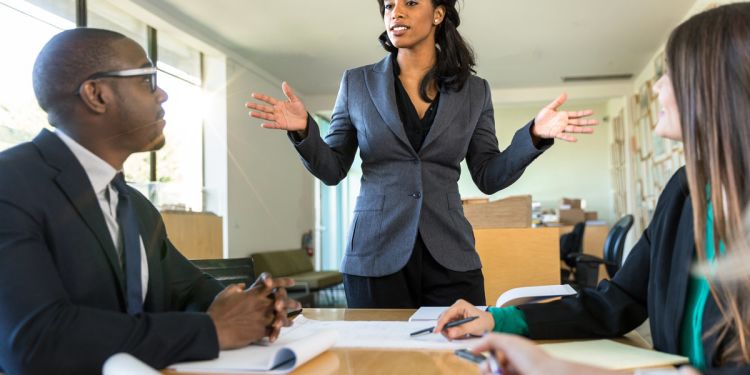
[166,308,652,375]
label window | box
[88,0,206,211]
[1,0,211,212]
[153,30,204,212]
[0,0,74,149]
[315,114,361,270]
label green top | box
[679,201,722,371]
[487,306,529,335]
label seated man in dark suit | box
[0,28,299,374]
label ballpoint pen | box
[409,316,479,336]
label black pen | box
[409,316,479,337]
[286,308,303,319]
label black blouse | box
[392,57,440,152]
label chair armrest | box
[288,281,310,295]
[574,254,616,267]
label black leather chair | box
[191,257,255,287]
[574,215,635,285]
[559,221,586,283]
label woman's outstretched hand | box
[532,93,599,142]
[246,82,308,134]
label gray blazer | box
[292,54,550,277]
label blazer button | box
[411,192,422,199]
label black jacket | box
[0,130,224,375]
[520,167,748,374]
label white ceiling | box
[151,0,695,97]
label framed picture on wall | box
[639,83,650,114]
[652,134,669,161]
[639,116,652,159]
[654,50,666,80]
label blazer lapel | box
[139,209,163,311]
[32,130,126,291]
[420,85,469,153]
[664,197,695,352]
[365,54,416,155]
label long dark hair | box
[376,0,476,102]
[666,2,750,364]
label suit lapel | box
[138,206,163,311]
[365,54,416,155]
[664,195,694,352]
[420,85,469,153]
[32,130,126,292]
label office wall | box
[457,101,615,225]
[224,59,315,257]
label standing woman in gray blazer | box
[246,0,598,308]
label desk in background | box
[160,211,223,260]
[474,227,560,305]
[558,224,609,256]
[559,224,610,281]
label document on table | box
[169,326,338,374]
[540,339,689,370]
[291,316,483,350]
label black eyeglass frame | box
[75,66,158,95]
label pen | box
[409,316,479,336]
[286,308,303,319]
[487,349,502,375]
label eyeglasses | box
[75,66,158,95]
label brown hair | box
[666,2,750,364]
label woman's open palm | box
[533,93,599,142]
[246,82,308,132]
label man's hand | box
[248,273,301,342]
[207,273,301,349]
[207,282,275,350]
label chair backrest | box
[190,257,255,287]
[603,215,634,278]
[252,249,313,278]
[560,221,586,268]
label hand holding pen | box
[410,316,480,336]
[434,299,496,339]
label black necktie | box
[112,173,143,315]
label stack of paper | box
[540,339,688,370]
[169,328,338,374]
[408,306,486,322]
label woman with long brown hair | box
[436,3,750,373]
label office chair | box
[573,214,635,285]
[559,221,586,284]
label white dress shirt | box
[54,129,149,302]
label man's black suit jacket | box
[520,167,749,374]
[0,129,224,374]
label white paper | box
[540,339,688,370]
[289,316,483,350]
[408,306,486,322]
[103,353,160,375]
[495,284,576,307]
[169,326,338,374]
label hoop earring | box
[435,43,442,53]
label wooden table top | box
[166,308,651,375]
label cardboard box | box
[584,211,598,221]
[463,195,532,228]
[559,208,586,225]
[562,198,582,209]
